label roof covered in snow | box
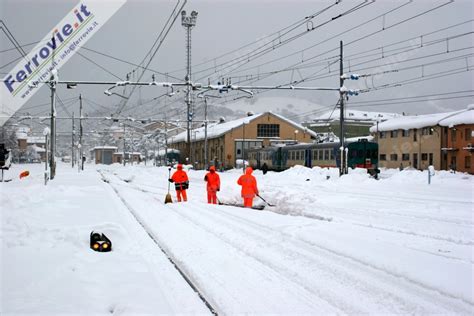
[169,112,317,143]
[30,144,46,153]
[90,146,118,151]
[156,149,180,155]
[370,105,474,132]
[27,137,46,144]
[438,105,474,127]
[310,110,401,124]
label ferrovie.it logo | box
[1,0,127,126]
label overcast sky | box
[1,0,473,128]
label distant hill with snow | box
[214,97,324,123]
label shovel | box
[165,167,173,204]
[256,194,275,207]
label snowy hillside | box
[1,162,473,314]
[218,96,324,122]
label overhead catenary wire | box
[230,29,473,83]
[166,0,343,75]
[114,0,186,116]
[195,1,374,82]
[227,1,456,89]
[76,51,124,81]
[210,1,412,82]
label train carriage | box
[247,139,379,176]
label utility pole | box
[242,122,246,173]
[339,40,345,176]
[71,111,75,168]
[181,10,198,164]
[49,77,57,179]
[123,123,126,166]
[164,113,168,166]
[204,97,208,170]
[79,94,84,171]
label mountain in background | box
[209,96,324,123]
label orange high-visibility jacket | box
[237,167,258,198]
[204,166,220,192]
[171,165,189,191]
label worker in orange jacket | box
[169,164,189,202]
[204,165,220,204]
[237,167,259,208]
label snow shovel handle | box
[256,194,275,207]
[167,168,171,193]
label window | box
[402,153,410,161]
[465,156,471,169]
[380,154,387,161]
[257,124,280,138]
[390,154,398,161]
[390,130,398,138]
[379,131,386,139]
[413,129,417,141]
[421,153,428,161]
[465,128,471,141]
[324,150,330,160]
[451,129,457,142]
[402,130,410,137]
[422,127,433,136]
[330,150,334,160]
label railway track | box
[98,170,218,315]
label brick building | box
[370,105,473,173]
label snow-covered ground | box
[1,162,473,314]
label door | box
[413,153,418,169]
[102,151,113,165]
[305,148,312,168]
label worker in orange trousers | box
[237,167,259,208]
[204,165,220,204]
[169,164,189,202]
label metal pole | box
[339,40,345,176]
[123,124,126,166]
[50,80,56,179]
[164,114,168,166]
[242,122,245,173]
[186,25,192,164]
[182,10,197,164]
[79,94,84,171]
[44,134,48,185]
[204,97,208,170]
[72,111,75,168]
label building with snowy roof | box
[305,110,401,139]
[369,105,473,173]
[168,112,317,169]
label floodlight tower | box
[181,10,198,164]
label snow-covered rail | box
[98,170,219,315]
